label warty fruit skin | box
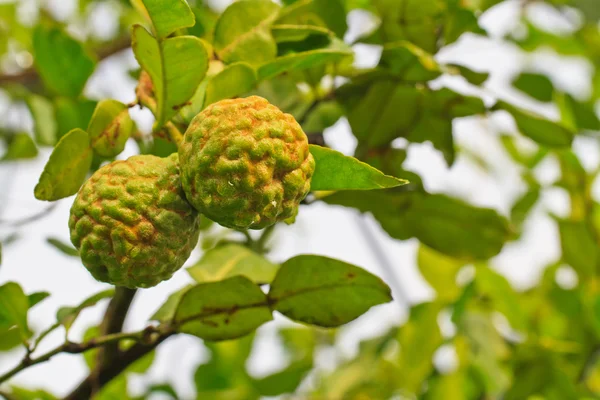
[69,154,200,288]
[179,96,315,230]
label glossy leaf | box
[140,0,195,39]
[174,276,272,341]
[34,128,93,201]
[213,0,280,66]
[268,255,392,327]
[204,62,257,106]
[187,243,279,284]
[309,145,408,190]
[33,24,95,97]
[56,289,115,330]
[131,25,209,128]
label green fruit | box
[179,96,315,230]
[69,154,200,288]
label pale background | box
[0,0,597,397]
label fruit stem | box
[165,122,184,148]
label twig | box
[164,122,184,148]
[0,328,160,384]
[0,204,57,227]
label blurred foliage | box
[1,0,600,398]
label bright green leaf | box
[174,276,272,341]
[34,128,93,201]
[557,218,598,278]
[2,133,38,161]
[213,0,280,66]
[56,289,115,331]
[309,145,407,191]
[88,100,134,158]
[268,255,392,327]
[204,62,257,106]
[140,0,195,39]
[187,244,279,284]
[417,244,464,302]
[132,25,209,128]
[272,24,332,42]
[32,24,95,97]
[151,285,192,323]
[28,292,50,308]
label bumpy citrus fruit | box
[69,154,200,288]
[179,96,315,230]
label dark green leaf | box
[379,41,441,81]
[447,63,489,85]
[46,237,79,257]
[140,0,195,39]
[309,145,408,190]
[33,24,95,97]
[34,128,93,201]
[557,93,600,132]
[174,276,272,341]
[301,101,343,133]
[213,0,280,66]
[268,255,392,327]
[510,185,540,229]
[494,101,574,147]
[56,289,115,331]
[0,282,29,340]
[26,95,57,146]
[187,243,279,284]
[512,72,554,102]
[257,38,351,80]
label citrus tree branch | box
[97,287,137,367]
[0,327,163,384]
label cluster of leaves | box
[1,0,600,398]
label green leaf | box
[268,255,392,327]
[396,302,443,393]
[54,98,97,140]
[272,24,332,42]
[56,289,115,331]
[512,72,554,102]
[252,359,312,396]
[2,133,38,161]
[276,0,347,38]
[476,266,527,331]
[34,128,93,201]
[26,95,57,146]
[379,41,441,81]
[28,292,50,308]
[87,100,134,158]
[557,219,598,278]
[417,244,464,302]
[0,282,30,340]
[257,38,351,80]
[187,243,279,284]
[447,63,489,85]
[556,93,600,132]
[309,145,407,190]
[32,24,95,97]
[204,62,257,106]
[131,25,209,128]
[140,0,195,39]
[301,101,343,133]
[151,285,192,323]
[510,185,540,229]
[188,6,218,40]
[213,0,280,66]
[46,237,79,257]
[494,101,574,147]
[174,276,272,341]
[8,387,56,400]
